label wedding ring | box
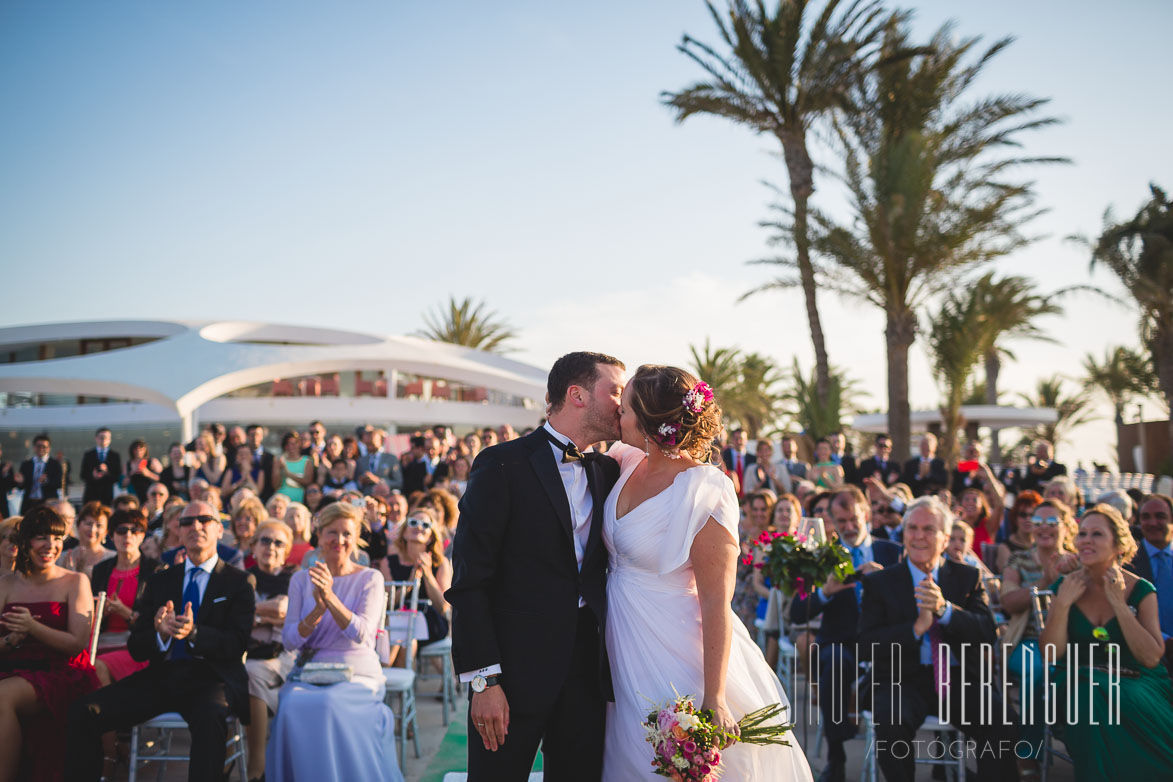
[477,722,485,727]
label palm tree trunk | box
[1153,326,1173,467]
[940,396,963,471]
[780,131,831,408]
[984,349,1002,464]
[885,307,917,461]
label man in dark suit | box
[855,433,901,488]
[828,431,858,486]
[245,424,275,502]
[16,433,64,514]
[357,428,404,495]
[66,500,256,782]
[779,434,808,480]
[721,428,755,497]
[81,426,123,505]
[446,351,625,782]
[0,442,14,518]
[1018,439,1067,493]
[401,435,433,495]
[859,496,1017,782]
[790,486,902,782]
[900,432,949,497]
[1127,494,1173,665]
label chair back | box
[89,591,107,665]
[385,578,421,668]
[1030,587,1054,631]
[980,542,1000,571]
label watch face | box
[472,675,486,692]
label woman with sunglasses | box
[998,498,1080,778]
[386,507,451,662]
[89,508,161,777]
[57,502,116,582]
[0,518,18,574]
[267,502,402,782]
[993,490,1043,575]
[0,505,99,782]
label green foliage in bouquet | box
[744,531,854,599]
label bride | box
[603,364,813,781]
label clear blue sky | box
[2,1,1170,465]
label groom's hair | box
[548,351,624,412]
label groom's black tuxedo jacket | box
[446,428,620,713]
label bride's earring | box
[643,436,650,457]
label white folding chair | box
[1030,587,1073,782]
[384,578,422,770]
[127,713,247,782]
[415,602,456,725]
[89,591,107,665]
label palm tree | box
[1082,184,1173,444]
[1082,346,1156,425]
[1016,376,1095,454]
[925,291,986,468]
[777,357,866,442]
[969,272,1063,462]
[416,296,518,353]
[689,339,743,400]
[665,0,894,408]
[789,20,1063,458]
[688,342,784,437]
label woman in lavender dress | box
[266,502,402,782]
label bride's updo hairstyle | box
[627,365,722,460]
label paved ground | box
[105,670,1077,781]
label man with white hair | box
[1020,439,1067,493]
[859,496,1016,781]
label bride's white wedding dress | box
[602,444,813,781]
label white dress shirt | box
[157,554,219,651]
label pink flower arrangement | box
[642,690,792,780]
[682,382,714,414]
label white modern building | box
[0,320,547,466]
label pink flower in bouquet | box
[701,765,713,775]
[794,576,807,599]
[670,772,684,782]
[682,740,697,754]
[658,710,677,732]
[703,748,717,762]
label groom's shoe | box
[818,760,846,782]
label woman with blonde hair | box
[282,502,314,568]
[1038,504,1173,780]
[57,502,116,580]
[386,506,452,661]
[266,501,402,781]
[230,497,268,569]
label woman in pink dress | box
[0,505,99,782]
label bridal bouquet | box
[743,529,854,600]
[642,691,793,780]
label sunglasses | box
[1030,516,1061,527]
[179,514,219,527]
[406,517,433,531]
[256,536,287,548]
[113,526,142,536]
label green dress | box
[1049,576,1173,781]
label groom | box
[446,351,625,782]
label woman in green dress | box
[1039,503,1173,781]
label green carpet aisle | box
[418,701,543,782]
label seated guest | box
[0,517,20,573]
[230,497,267,569]
[266,502,402,781]
[321,457,359,498]
[162,498,245,569]
[743,439,790,494]
[997,499,1078,777]
[901,432,948,496]
[1039,504,1173,781]
[1043,474,1080,511]
[946,519,995,577]
[283,502,314,568]
[66,500,256,781]
[808,439,845,489]
[859,495,1017,781]
[855,433,901,488]
[1126,494,1173,663]
[265,492,291,527]
[142,482,170,531]
[245,520,296,782]
[123,439,162,503]
[57,501,115,581]
[756,493,803,671]
[960,487,999,564]
[1018,439,1066,494]
[159,442,192,501]
[222,444,267,502]
[304,483,324,515]
[90,508,162,778]
[995,490,1043,574]
[385,507,451,663]
[790,486,901,782]
[0,506,99,782]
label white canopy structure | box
[0,320,547,439]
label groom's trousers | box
[466,606,605,782]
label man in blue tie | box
[1128,494,1173,667]
[66,500,256,781]
[790,486,901,782]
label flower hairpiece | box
[657,422,680,446]
[682,381,713,414]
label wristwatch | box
[470,674,501,693]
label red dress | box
[0,601,100,782]
[96,565,150,681]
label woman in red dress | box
[0,505,99,782]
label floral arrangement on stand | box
[743,523,855,599]
[642,690,793,780]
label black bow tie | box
[543,429,596,464]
